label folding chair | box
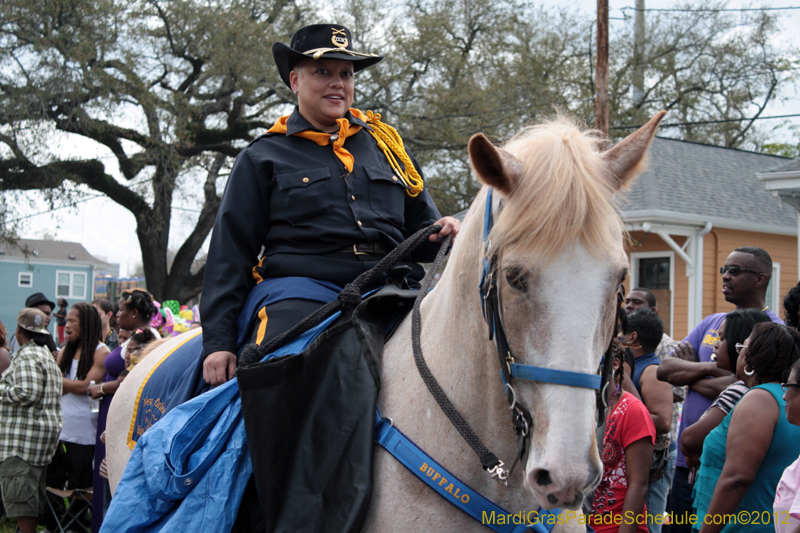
[45,486,92,533]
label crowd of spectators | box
[589,246,800,533]
[2,244,800,533]
[0,289,165,532]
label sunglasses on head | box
[720,266,762,276]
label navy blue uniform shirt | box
[200,108,442,357]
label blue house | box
[0,239,118,337]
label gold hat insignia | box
[331,28,348,48]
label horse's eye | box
[620,270,628,284]
[505,267,528,293]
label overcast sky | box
[16,0,800,279]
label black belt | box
[338,243,391,256]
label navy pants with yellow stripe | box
[247,298,325,349]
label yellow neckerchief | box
[267,109,424,197]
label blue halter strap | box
[375,410,560,533]
[374,188,615,531]
[477,186,608,488]
[479,187,603,393]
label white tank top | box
[59,343,106,445]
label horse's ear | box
[468,133,522,195]
[601,110,666,190]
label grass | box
[0,515,48,532]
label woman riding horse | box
[197,22,458,532]
[103,23,667,532]
[200,23,459,387]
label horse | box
[105,111,665,532]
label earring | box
[132,314,137,319]
[711,353,717,362]
[744,365,755,376]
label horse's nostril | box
[536,470,553,487]
[547,493,558,505]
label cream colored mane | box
[489,118,625,263]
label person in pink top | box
[589,342,657,533]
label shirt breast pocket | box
[365,166,408,227]
[275,168,332,225]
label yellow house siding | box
[707,228,797,319]
[625,228,797,340]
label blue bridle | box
[478,187,611,480]
[372,190,618,531]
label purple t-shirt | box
[675,308,783,468]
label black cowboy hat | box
[26,292,55,309]
[272,24,383,88]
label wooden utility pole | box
[632,0,645,107]
[595,0,609,139]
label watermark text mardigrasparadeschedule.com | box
[481,510,793,527]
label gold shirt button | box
[392,176,398,182]
[302,177,309,184]
[351,195,356,201]
[357,221,363,226]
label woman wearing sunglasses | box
[773,352,800,533]
[693,322,800,532]
[681,309,771,469]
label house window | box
[18,272,32,287]
[630,253,674,336]
[56,271,87,299]
[638,257,671,290]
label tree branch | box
[168,153,225,289]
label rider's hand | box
[203,350,238,386]
[430,216,461,243]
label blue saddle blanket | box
[102,313,341,533]
[126,277,341,448]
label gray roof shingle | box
[0,238,113,267]
[619,137,797,231]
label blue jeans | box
[668,465,695,533]
[646,447,676,533]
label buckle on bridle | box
[487,460,509,482]
[505,383,517,410]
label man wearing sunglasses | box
[656,246,783,533]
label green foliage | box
[0,0,308,301]
[609,0,795,149]
[351,0,797,212]
[762,124,800,158]
[762,142,800,159]
[0,0,796,299]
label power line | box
[610,113,800,130]
[7,194,105,222]
[621,5,800,12]
[7,190,203,222]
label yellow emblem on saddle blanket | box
[127,328,204,449]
